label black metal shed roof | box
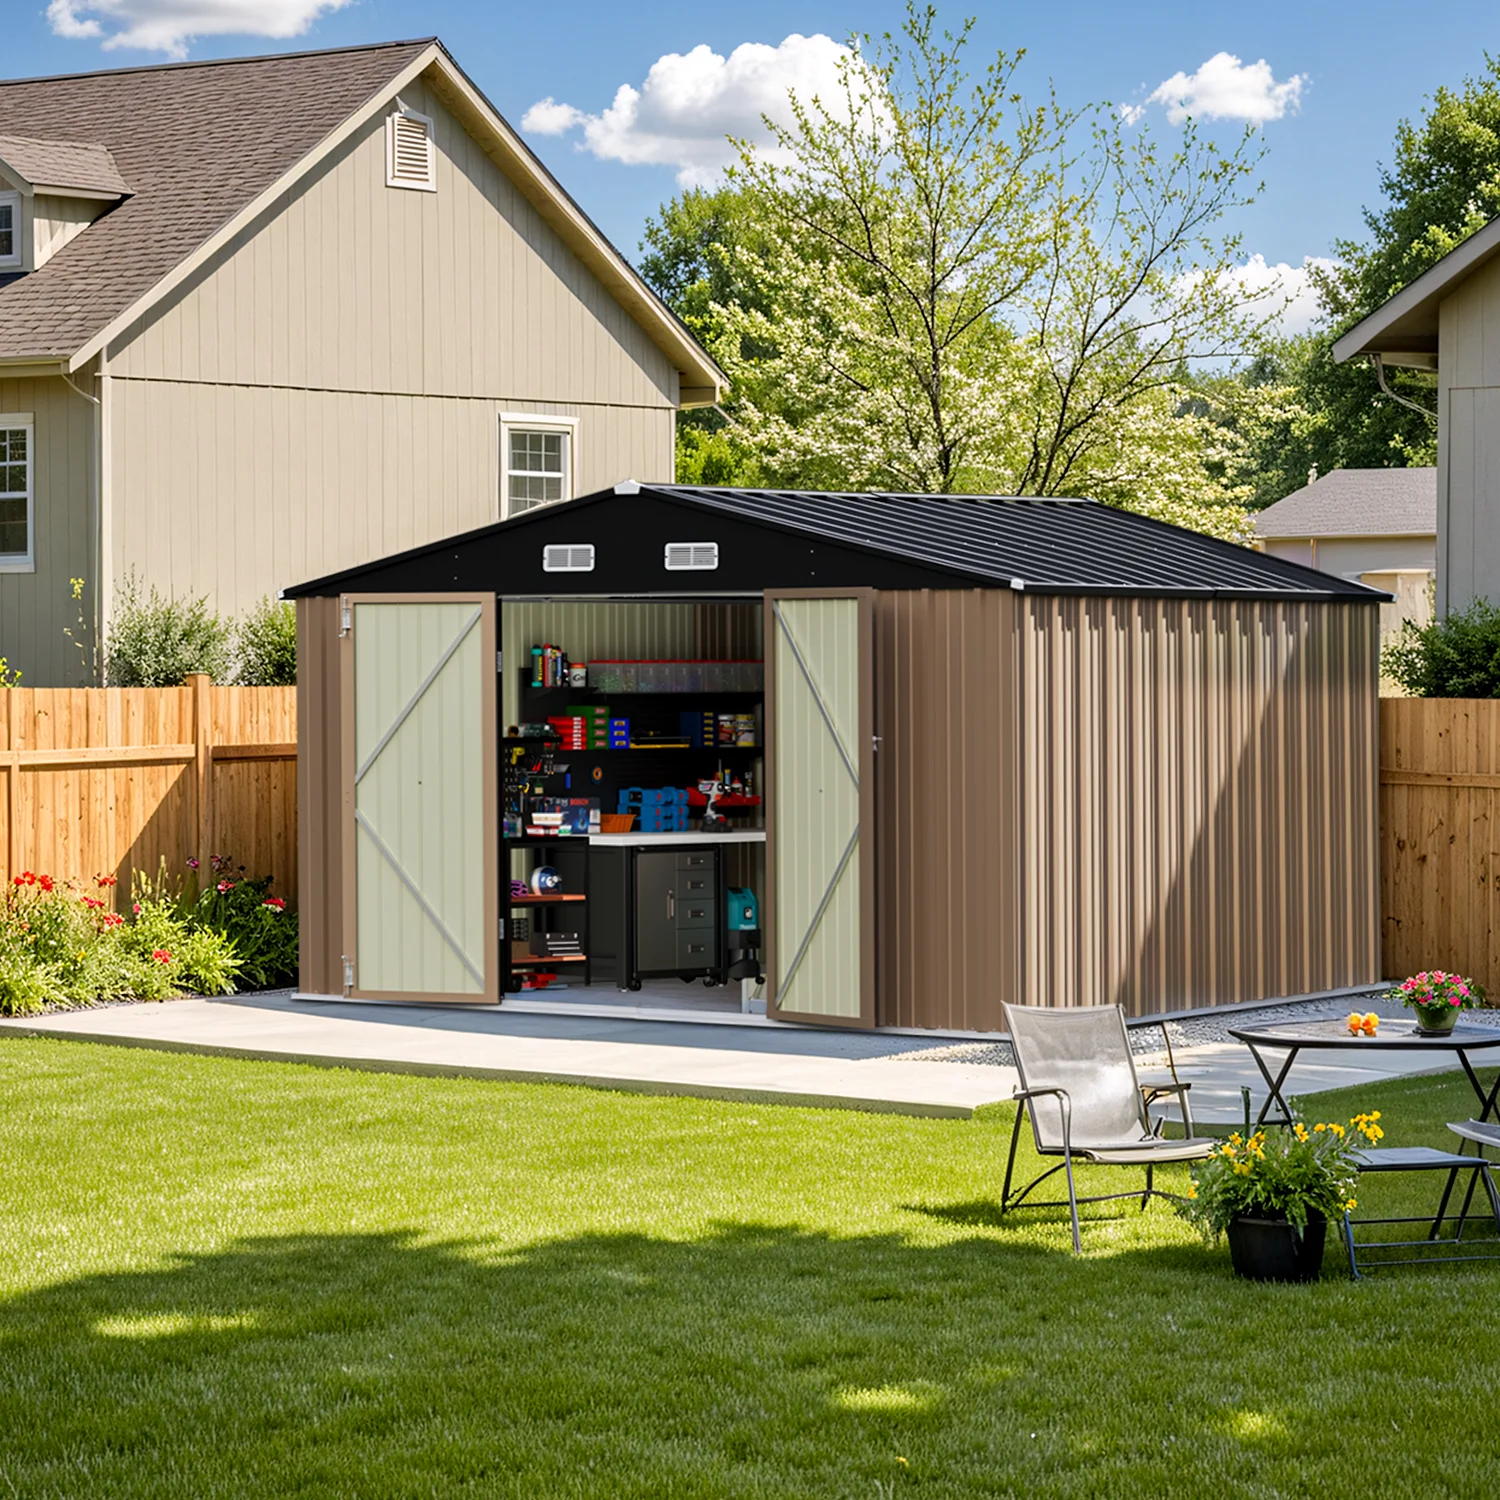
[285,483,1387,601]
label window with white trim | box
[502,417,576,516]
[0,415,33,567]
[386,107,436,191]
[0,192,20,269]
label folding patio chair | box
[1001,1002,1217,1252]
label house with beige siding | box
[0,38,723,685]
[1335,216,1500,615]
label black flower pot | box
[1226,1212,1326,1282]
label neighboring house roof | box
[1333,214,1500,366]
[0,132,130,196]
[1253,468,1436,540]
[0,39,724,401]
[287,483,1387,601]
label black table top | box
[1228,1017,1500,1051]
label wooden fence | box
[1381,698,1500,993]
[0,676,298,903]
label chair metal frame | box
[1001,1002,1213,1253]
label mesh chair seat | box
[1072,1138,1217,1166]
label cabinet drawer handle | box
[667,890,675,920]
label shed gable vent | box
[664,542,719,571]
[386,108,436,191]
[543,544,595,573]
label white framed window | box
[0,414,34,570]
[501,414,577,517]
[386,107,436,192]
[0,191,20,269]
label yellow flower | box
[1294,1124,1309,1141]
[1314,1123,1327,1133]
[1345,1198,1358,1211]
[1233,1162,1253,1177]
[1186,1183,1198,1199]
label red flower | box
[95,873,118,888]
[101,912,124,929]
[151,948,172,964]
[80,895,104,910]
[37,874,53,892]
[216,880,234,893]
[132,903,142,915]
[263,897,286,910]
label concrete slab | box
[2,993,1492,1122]
[0,993,1017,1117]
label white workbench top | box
[587,830,767,847]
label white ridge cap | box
[614,479,641,495]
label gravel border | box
[896,995,1500,1068]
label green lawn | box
[1,1037,1497,1498]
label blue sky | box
[10,1,1500,329]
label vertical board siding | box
[875,591,1381,1028]
[106,80,678,406]
[0,375,96,688]
[108,383,672,623]
[0,681,295,901]
[1437,256,1500,612]
[1380,698,1500,995]
[297,596,343,996]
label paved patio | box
[3,991,1494,1120]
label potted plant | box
[1178,1112,1383,1281]
[1388,970,1485,1036]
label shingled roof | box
[1253,468,1436,540]
[0,133,130,196]
[0,39,433,362]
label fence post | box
[191,673,213,889]
[4,689,17,881]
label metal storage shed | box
[286,482,1385,1032]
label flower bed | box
[0,856,297,1017]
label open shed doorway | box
[498,596,770,1018]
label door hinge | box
[872,733,883,753]
[339,597,352,635]
[498,917,507,941]
[341,955,354,995]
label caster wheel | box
[627,979,642,992]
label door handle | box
[667,889,675,920]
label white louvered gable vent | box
[387,108,436,191]
[664,542,719,571]
[543,544,595,573]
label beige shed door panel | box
[766,591,875,1027]
[346,597,498,1001]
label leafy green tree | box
[1232,57,1500,503]
[1383,597,1500,697]
[235,597,297,687]
[641,5,1273,537]
[105,579,232,687]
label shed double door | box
[765,589,876,1027]
[341,594,499,1003]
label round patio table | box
[1226,1016,1500,1128]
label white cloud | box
[47,0,356,60]
[1125,52,1306,127]
[1181,254,1334,336]
[521,33,858,187]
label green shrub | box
[105,578,232,687]
[1382,597,1500,697]
[236,597,297,686]
[0,947,60,1016]
[183,859,298,989]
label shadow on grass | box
[0,1218,1231,1498]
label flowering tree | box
[672,5,1278,537]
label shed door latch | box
[341,956,354,995]
[339,597,352,635]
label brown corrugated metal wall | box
[296,595,346,997]
[875,591,1381,1027]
